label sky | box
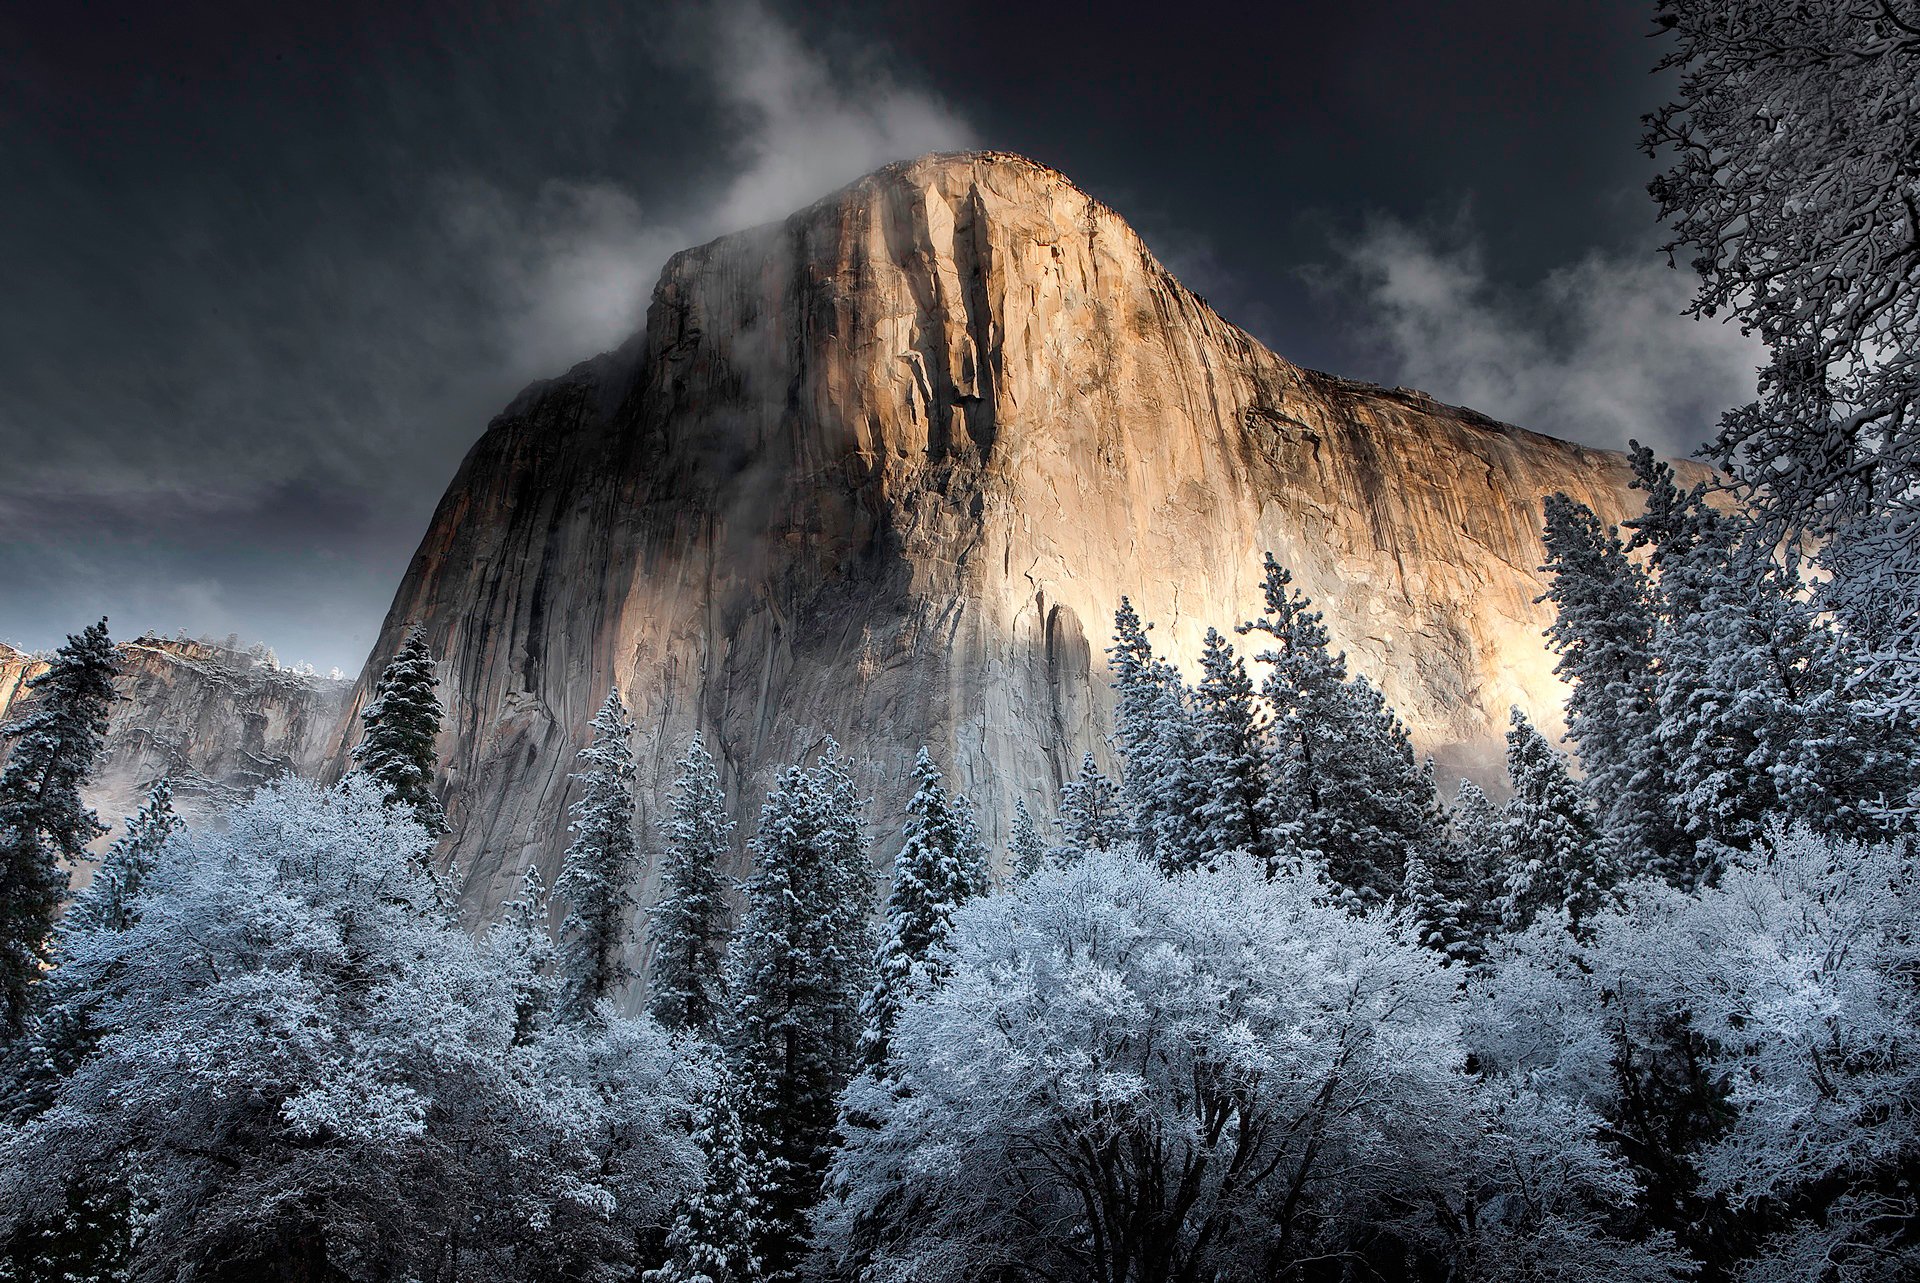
[0,0,1763,673]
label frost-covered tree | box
[1052,752,1123,864]
[0,778,702,1281]
[487,859,555,1047]
[66,778,178,938]
[1539,492,1682,880]
[1240,557,1436,901]
[820,849,1676,1283]
[1646,2,1920,718]
[1006,799,1045,880]
[723,744,872,1279]
[1108,598,1204,872]
[1499,708,1610,935]
[1401,847,1474,966]
[649,734,734,1039]
[1624,450,1919,859]
[1444,778,1508,953]
[554,689,642,1022]
[645,1067,775,1283]
[15,779,186,1099]
[349,626,446,838]
[0,619,115,1043]
[859,749,985,1068]
[1645,1,1920,537]
[1188,626,1268,860]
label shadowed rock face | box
[0,637,352,842]
[338,151,1684,923]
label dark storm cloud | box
[2,0,1759,672]
[0,0,971,668]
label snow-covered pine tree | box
[554,689,641,1022]
[1499,708,1611,936]
[1445,778,1506,951]
[649,733,735,1039]
[1108,599,1204,872]
[1400,847,1471,965]
[723,745,871,1279]
[0,618,115,1042]
[1627,447,1919,868]
[1008,799,1046,880]
[349,627,446,838]
[1189,627,1268,863]
[1240,557,1435,902]
[859,749,983,1068]
[644,1067,775,1283]
[1539,490,1682,881]
[66,778,179,937]
[489,860,554,1046]
[1053,752,1123,865]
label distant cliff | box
[340,150,1694,919]
[0,636,352,839]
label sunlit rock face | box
[340,151,1684,920]
[0,636,352,838]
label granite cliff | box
[0,636,352,841]
[340,151,1687,920]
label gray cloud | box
[1318,212,1765,458]
[0,0,969,671]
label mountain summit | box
[340,151,1674,911]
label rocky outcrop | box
[341,151,1692,921]
[0,636,353,839]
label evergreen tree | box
[645,1068,775,1283]
[67,778,179,936]
[1445,778,1507,952]
[723,744,872,1279]
[1188,627,1269,862]
[0,619,116,1043]
[1007,799,1046,880]
[554,689,641,1021]
[1499,708,1611,935]
[1240,558,1435,902]
[649,733,735,1040]
[1626,447,1918,868]
[1400,847,1472,965]
[860,750,982,1068]
[489,860,554,1046]
[1539,490,1681,880]
[18,780,186,1098]
[1108,599,1204,872]
[349,627,446,837]
[1053,752,1123,864]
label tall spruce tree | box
[1053,752,1123,864]
[859,750,983,1068]
[489,860,554,1046]
[1189,627,1269,863]
[649,733,735,1039]
[1007,799,1046,880]
[1539,490,1681,881]
[1626,447,1918,867]
[1108,599,1204,872]
[67,778,178,937]
[1499,708,1611,936]
[645,1067,775,1283]
[554,689,641,1021]
[0,619,116,1042]
[1445,778,1506,952]
[1240,557,1435,901]
[723,744,872,1279]
[349,627,446,838]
